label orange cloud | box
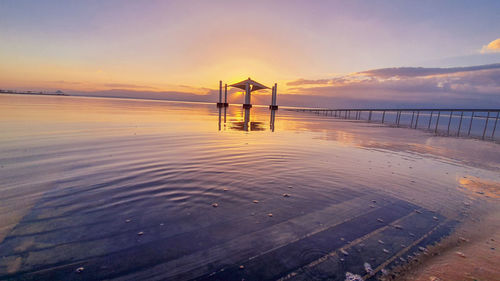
[480,38,500,53]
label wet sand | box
[384,190,500,281]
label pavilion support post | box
[269,83,278,110]
[224,84,228,107]
[219,80,222,103]
[243,82,252,109]
[217,80,224,107]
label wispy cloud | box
[481,38,500,54]
[103,83,159,90]
[357,63,500,78]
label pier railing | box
[290,108,500,141]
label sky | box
[1,0,500,107]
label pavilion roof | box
[229,78,269,92]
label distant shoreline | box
[0,90,67,97]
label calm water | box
[1,94,499,280]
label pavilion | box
[217,78,278,109]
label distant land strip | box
[0,89,67,96]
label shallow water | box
[0,94,499,280]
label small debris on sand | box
[378,240,385,245]
[459,237,468,242]
[419,246,427,252]
[223,188,228,191]
[415,210,422,214]
[287,185,293,188]
[253,200,259,203]
[125,219,131,223]
[433,216,439,221]
[372,200,377,203]
[456,251,466,258]
[75,267,84,273]
[345,272,363,281]
[394,225,403,230]
[409,232,416,237]
[239,265,245,269]
[364,262,373,274]
[383,248,390,253]
[137,231,144,236]
[212,203,218,208]
[377,218,384,223]
[282,193,290,197]
[341,249,349,256]
[369,205,375,208]
[267,213,273,217]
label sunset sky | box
[1,0,500,107]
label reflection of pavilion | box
[218,107,277,132]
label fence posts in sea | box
[290,108,500,142]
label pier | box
[290,108,500,141]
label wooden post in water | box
[482,112,490,140]
[368,111,372,122]
[457,111,464,136]
[410,111,415,128]
[435,111,441,134]
[269,83,278,110]
[224,84,228,106]
[219,80,222,103]
[468,112,474,136]
[397,111,401,127]
[414,111,420,129]
[492,112,499,139]
[216,80,224,107]
[447,111,453,135]
[382,111,386,123]
[428,111,433,130]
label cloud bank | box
[283,63,500,108]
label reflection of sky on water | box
[0,94,499,280]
